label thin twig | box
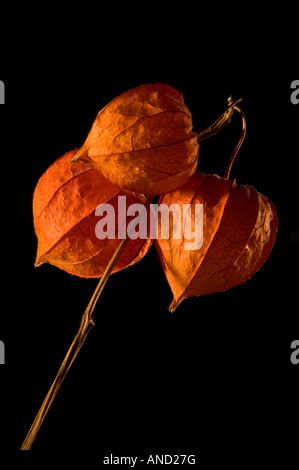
[197,97,243,143]
[224,106,247,179]
[21,196,154,450]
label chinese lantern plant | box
[33,149,153,277]
[155,106,278,311]
[21,84,278,450]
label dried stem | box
[197,97,243,143]
[21,196,154,450]
[224,106,247,179]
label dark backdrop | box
[0,25,298,468]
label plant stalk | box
[196,97,243,143]
[21,196,154,450]
[224,105,247,179]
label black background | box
[0,14,298,468]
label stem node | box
[197,97,243,143]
